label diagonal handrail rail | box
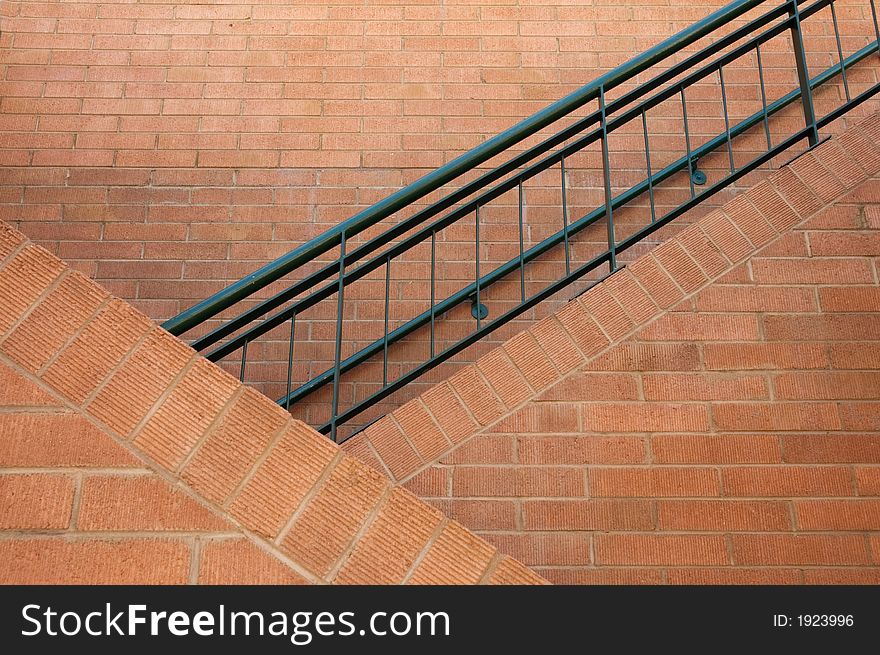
[161,0,880,440]
[162,0,768,337]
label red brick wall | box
[345,113,880,583]
[0,220,541,584]
[1,1,877,434]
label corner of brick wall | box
[0,220,544,585]
[344,110,880,486]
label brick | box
[181,387,288,505]
[591,466,720,497]
[694,285,816,312]
[553,302,609,358]
[408,520,495,584]
[42,298,153,403]
[502,330,559,392]
[789,152,845,203]
[539,372,639,402]
[421,382,478,444]
[839,403,880,432]
[475,349,532,409]
[750,258,874,285]
[518,435,646,465]
[667,568,801,585]
[0,538,190,584]
[813,139,869,188]
[703,342,829,370]
[427,499,517,531]
[0,413,139,468]
[538,567,664,585]
[783,434,880,463]
[595,534,728,566]
[819,287,880,312]
[0,474,74,529]
[795,500,880,531]
[758,232,809,257]
[486,556,547,585]
[713,402,841,431]
[356,419,420,480]
[0,362,58,406]
[577,283,634,341]
[628,255,684,309]
[78,474,230,531]
[699,211,753,263]
[280,457,388,578]
[652,434,781,464]
[482,532,591,567]
[441,435,514,465]
[856,467,880,496]
[652,240,708,294]
[530,315,585,373]
[769,166,823,218]
[584,403,710,433]
[334,488,442,584]
[453,466,584,498]
[198,538,308,585]
[134,358,240,469]
[522,499,653,530]
[490,403,579,433]
[837,128,880,176]
[732,534,869,566]
[802,569,880,585]
[392,398,450,461]
[638,312,760,341]
[724,194,776,248]
[657,500,791,531]
[602,268,659,324]
[402,466,448,497]
[675,224,730,277]
[643,373,768,401]
[589,342,701,371]
[722,466,852,497]
[448,366,505,426]
[87,328,195,438]
[773,371,880,400]
[230,421,337,540]
[745,181,800,233]
[0,244,66,337]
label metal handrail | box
[162,0,768,336]
[163,0,880,441]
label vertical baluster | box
[474,205,482,331]
[755,44,773,152]
[719,66,735,174]
[680,85,696,199]
[788,0,819,146]
[641,108,657,225]
[383,253,391,387]
[329,231,347,443]
[829,3,850,102]
[285,314,296,411]
[560,157,571,276]
[239,340,248,382]
[870,0,880,53]
[429,230,436,359]
[517,180,526,302]
[599,84,617,272]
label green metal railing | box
[164,0,880,441]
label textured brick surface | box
[198,538,308,585]
[347,118,880,583]
[77,474,232,532]
[0,224,530,586]
[0,538,192,584]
